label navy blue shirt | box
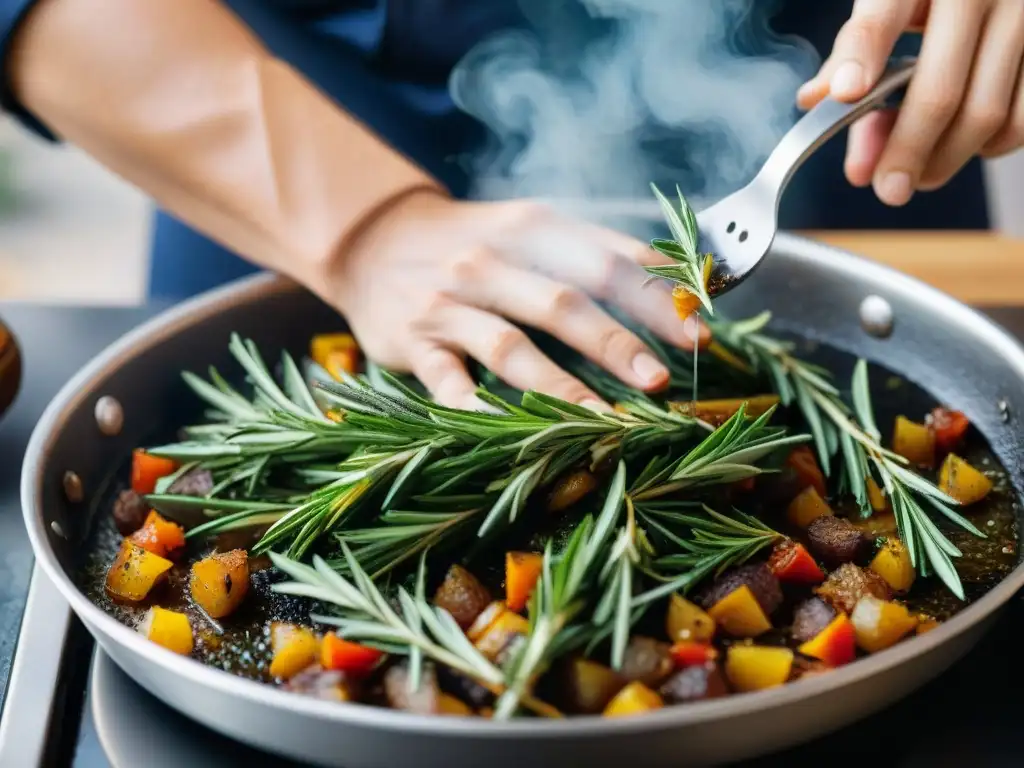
[0,0,989,300]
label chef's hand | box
[328,190,709,410]
[797,0,1024,206]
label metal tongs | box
[703,57,916,296]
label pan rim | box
[21,232,1024,739]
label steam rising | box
[450,0,819,230]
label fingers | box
[872,0,986,206]
[798,0,924,108]
[449,251,671,392]
[845,110,898,187]
[408,344,480,410]
[921,1,1024,186]
[983,63,1024,157]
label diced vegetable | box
[137,606,193,655]
[791,597,837,643]
[670,642,718,667]
[671,284,702,321]
[130,449,178,495]
[850,511,898,537]
[927,407,970,454]
[547,469,598,513]
[438,693,474,716]
[561,658,626,714]
[189,549,250,618]
[850,597,919,653]
[466,601,506,642]
[768,540,824,585]
[866,478,889,513]
[659,663,728,703]
[939,453,992,505]
[473,610,530,660]
[892,416,935,468]
[620,636,675,688]
[433,565,492,629]
[285,666,354,702]
[784,445,827,498]
[698,563,782,616]
[916,617,941,635]
[603,681,664,717]
[269,623,321,680]
[707,586,772,637]
[724,646,793,692]
[505,551,543,613]
[869,538,915,593]
[797,613,856,667]
[128,510,186,558]
[311,333,360,379]
[320,633,384,677]
[105,540,173,602]
[666,594,716,643]
[669,395,780,426]
[385,663,439,714]
[786,486,832,529]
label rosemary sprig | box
[644,183,714,315]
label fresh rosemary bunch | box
[643,184,714,315]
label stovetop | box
[3,302,1024,768]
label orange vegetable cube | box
[768,540,824,585]
[474,610,530,660]
[672,285,702,321]
[670,641,718,667]
[850,597,919,653]
[189,549,249,618]
[129,510,186,558]
[786,486,832,529]
[547,470,598,513]
[320,633,384,676]
[311,333,360,376]
[269,622,320,680]
[866,478,889,513]
[892,416,935,468]
[137,606,193,655]
[785,445,827,498]
[939,454,992,505]
[105,540,173,602]
[505,551,543,613]
[666,594,716,643]
[130,449,178,495]
[725,646,794,692]
[927,407,970,455]
[797,613,856,667]
[707,585,772,637]
[869,538,915,593]
[670,395,781,427]
[438,693,474,716]
[466,601,506,642]
[916,616,940,635]
[603,681,664,717]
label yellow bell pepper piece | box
[939,453,992,505]
[666,593,716,643]
[892,416,935,468]
[866,478,889,513]
[786,486,832,529]
[707,585,772,637]
[438,694,474,716]
[869,538,915,593]
[137,606,194,655]
[725,645,794,692]
[473,610,530,660]
[105,540,174,602]
[603,681,664,717]
[850,597,919,653]
[269,622,320,680]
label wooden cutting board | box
[802,231,1024,306]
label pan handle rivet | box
[63,470,84,503]
[859,295,894,338]
[95,395,124,436]
[50,520,67,539]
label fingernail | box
[796,80,817,102]
[830,61,865,99]
[632,352,669,388]
[580,398,613,413]
[875,171,913,206]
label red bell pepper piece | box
[131,449,178,495]
[797,613,857,667]
[320,633,384,676]
[927,407,970,455]
[670,641,718,667]
[768,540,825,585]
[785,446,827,498]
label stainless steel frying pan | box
[20,232,1024,768]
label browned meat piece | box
[697,563,783,616]
[284,665,356,702]
[433,565,492,629]
[815,563,891,614]
[620,636,675,689]
[167,468,214,497]
[437,666,494,710]
[806,516,871,566]
[384,663,439,714]
[112,489,148,535]
[791,597,837,643]
[659,662,729,704]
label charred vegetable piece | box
[659,662,728,704]
[892,416,936,468]
[786,487,833,529]
[270,623,320,680]
[166,468,214,497]
[866,478,889,513]
[806,516,871,567]
[768,540,824,585]
[666,594,716,643]
[311,333,360,379]
[699,563,782,617]
[815,564,891,614]
[130,449,178,495]
[112,489,148,535]
[128,510,186,559]
[869,538,915,593]
[433,565,492,629]
[785,446,827,498]
[437,667,495,710]
[189,549,250,618]
[620,636,675,688]
[547,469,598,513]
[927,407,970,455]
[320,633,384,677]
[603,681,664,717]
[850,597,919,652]
[466,601,506,642]
[669,395,780,426]
[725,646,793,692]
[505,551,543,613]
[105,540,173,602]
[560,658,626,715]
[137,606,193,655]
[707,586,772,637]
[797,613,856,667]
[285,665,355,702]
[939,453,993,504]
[474,610,530,660]
[791,597,837,644]
[385,663,440,714]
[669,642,718,667]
